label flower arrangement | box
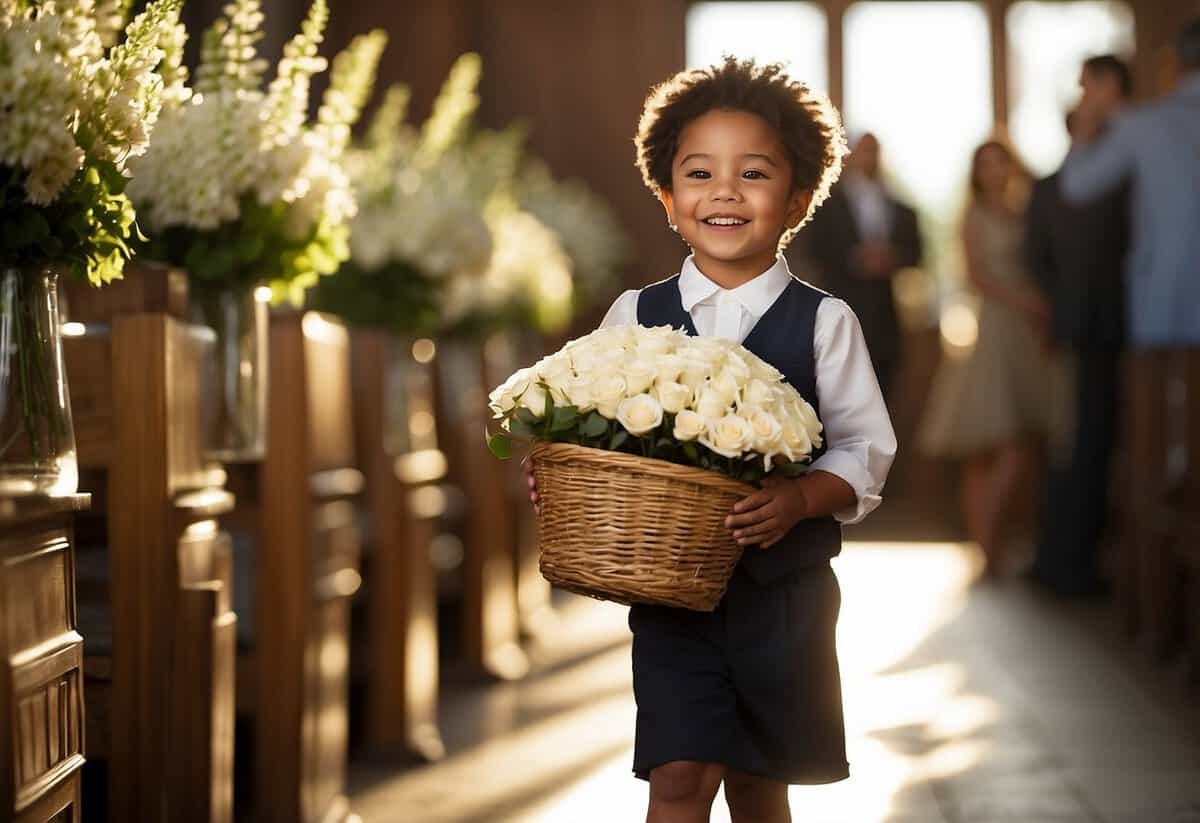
[307,54,496,334]
[0,0,184,285]
[487,324,823,484]
[516,160,631,315]
[126,0,386,304]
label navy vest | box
[636,274,842,584]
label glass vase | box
[196,286,268,461]
[0,264,78,494]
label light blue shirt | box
[1060,73,1200,348]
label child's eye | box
[743,170,767,180]
[686,169,711,179]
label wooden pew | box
[434,339,527,681]
[64,268,237,823]
[223,311,362,822]
[0,494,90,822]
[349,331,445,760]
[482,333,554,639]
[1124,350,1187,662]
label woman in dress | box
[921,140,1054,578]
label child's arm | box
[728,298,897,547]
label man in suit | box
[793,133,922,403]
[1026,55,1132,597]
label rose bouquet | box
[486,324,825,610]
[487,324,822,482]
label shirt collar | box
[678,254,793,318]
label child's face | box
[661,109,810,274]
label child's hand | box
[725,475,809,549]
[522,455,541,515]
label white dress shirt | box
[599,255,897,524]
[842,173,892,242]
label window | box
[1007,1,1135,176]
[843,2,993,292]
[686,2,829,95]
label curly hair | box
[634,56,847,235]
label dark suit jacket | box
[1025,173,1128,350]
[791,185,922,377]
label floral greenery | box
[0,0,184,285]
[127,0,386,303]
[487,325,823,484]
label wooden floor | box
[348,541,1200,823]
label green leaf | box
[486,429,512,459]
[514,407,541,428]
[610,429,628,451]
[682,442,699,462]
[508,417,538,438]
[548,405,579,434]
[580,412,607,438]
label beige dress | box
[920,204,1063,457]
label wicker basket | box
[529,441,754,611]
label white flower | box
[518,383,549,418]
[710,369,742,405]
[652,354,686,386]
[562,375,595,412]
[695,387,731,420]
[741,378,774,409]
[701,414,754,459]
[654,381,693,415]
[673,410,706,442]
[617,394,663,436]
[487,366,532,416]
[742,406,783,453]
[623,358,657,395]
[535,354,573,388]
[720,351,752,382]
[678,358,713,390]
[592,374,627,419]
[781,420,814,462]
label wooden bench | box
[349,330,444,760]
[0,494,90,822]
[64,267,237,823]
[1123,349,1190,663]
[223,311,361,822]
[434,339,527,680]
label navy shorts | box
[628,562,849,784]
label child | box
[527,57,896,822]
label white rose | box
[720,350,752,382]
[563,375,595,412]
[750,357,784,383]
[781,419,813,461]
[592,374,628,418]
[652,354,686,385]
[678,358,713,390]
[695,386,730,420]
[569,343,602,373]
[635,336,673,359]
[710,369,742,405]
[623,358,658,395]
[741,378,773,409]
[488,367,533,417]
[617,393,664,436]
[519,383,550,418]
[673,409,706,441]
[654,381,693,415]
[743,406,783,452]
[536,354,573,387]
[700,414,754,459]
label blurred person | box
[920,140,1056,579]
[1025,56,1132,598]
[1061,18,1200,349]
[793,132,923,402]
[527,57,896,823]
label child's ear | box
[785,189,814,230]
[659,189,677,226]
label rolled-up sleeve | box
[808,298,897,523]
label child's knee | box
[724,769,789,818]
[649,760,723,805]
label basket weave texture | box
[530,441,754,611]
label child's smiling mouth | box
[700,214,750,230]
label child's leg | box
[723,768,791,823]
[647,761,724,823]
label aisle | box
[350,543,1200,823]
